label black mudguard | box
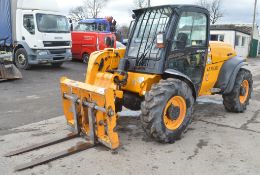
[214,56,248,94]
[163,69,197,99]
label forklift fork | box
[4,93,98,171]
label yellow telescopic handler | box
[5,5,253,171]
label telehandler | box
[6,5,253,171]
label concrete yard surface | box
[0,58,260,175]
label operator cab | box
[125,5,210,91]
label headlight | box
[38,51,48,56]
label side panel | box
[15,9,23,43]
[71,31,97,60]
[199,56,247,96]
[199,42,238,96]
[17,0,59,12]
[209,41,236,63]
[0,0,12,45]
[199,62,224,96]
[71,32,83,59]
[80,32,97,55]
[11,0,18,42]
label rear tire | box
[223,68,253,113]
[51,62,63,68]
[141,79,194,143]
[15,48,31,70]
[82,53,90,64]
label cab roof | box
[133,4,209,15]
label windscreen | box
[74,23,108,32]
[36,14,70,33]
[128,7,172,62]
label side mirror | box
[69,19,73,31]
[156,32,166,48]
[70,24,73,31]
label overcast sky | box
[56,0,260,26]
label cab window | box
[172,12,207,50]
[23,15,35,35]
[75,23,107,32]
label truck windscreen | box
[128,7,172,61]
[36,14,70,33]
[74,23,108,32]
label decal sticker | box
[207,65,219,71]
[196,49,205,53]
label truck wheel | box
[82,53,89,64]
[223,69,253,113]
[141,79,194,143]
[51,62,63,68]
[15,48,31,70]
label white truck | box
[0,0,72,69]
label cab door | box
[21,13,37,48]
[166,11,209,92]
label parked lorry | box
[0,0,72,70]
[71,18,117,63]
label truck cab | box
[0,0,72,69]
[71,18,116,63]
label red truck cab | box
[71,18,116,63]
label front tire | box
[141,79,194,143]
[15,48,31,70]
[223,68,253,112]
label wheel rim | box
[239,80,249,104]
[17,54,26,66]
[163,96,187,130]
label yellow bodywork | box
[60,41,237,149]
[199,41,237,95]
